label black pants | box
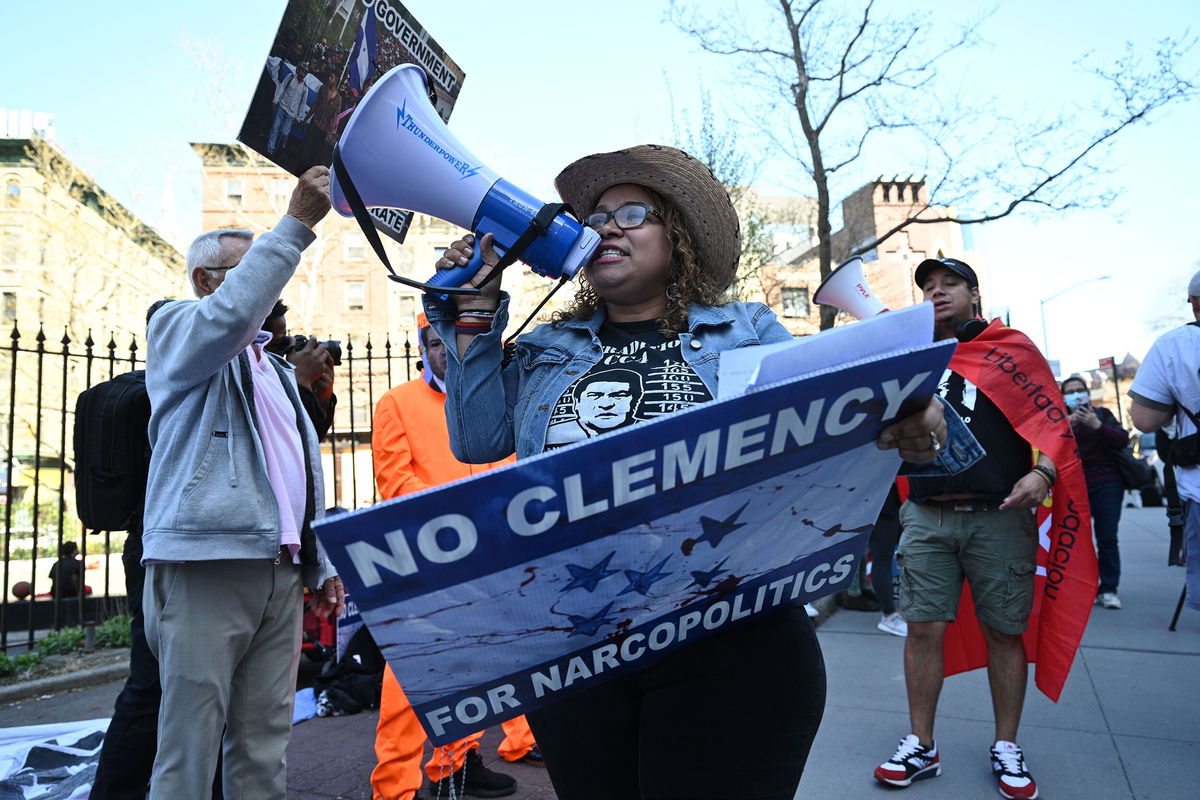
[868,486,903,615]
[526,606,826,800]
[91,531,224,800]
[1089,481,1124,594]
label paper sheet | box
[718,303,935,399]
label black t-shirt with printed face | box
[906,368,1032,503]
[544,319,713,450]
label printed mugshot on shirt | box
[938,368,978,424]
[544,319,713,450]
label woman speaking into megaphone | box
[424,144,974,800]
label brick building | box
[759,178,982,336]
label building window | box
[1,232,19,265]
[399,295,416,329]
[781,287,810,318]
[344,235,367,261]
[4,180,19,208]
[345,280,365,312]
[2,292,15,322]
[272,178,290,209]
[224,179,243,207]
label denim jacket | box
[425,295,982,472]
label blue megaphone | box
[330,65,598,295]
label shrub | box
[0,651,44,678]
[95,615,132,648]
[0,615,132,678]
[38,627,85,655]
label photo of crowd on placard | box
[239,0,465,178]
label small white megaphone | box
[812,256,889,319]
[330,65,599,294]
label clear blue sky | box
[3,0,1197,374]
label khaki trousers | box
[145,558,302,800]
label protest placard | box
[237,0,465,243]
[316,311,957,744]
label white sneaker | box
[1099,592,1122,609]
[877,612,908,637]
[804,603,819,618]
[990,740,1038,798]
[875,734,941,786]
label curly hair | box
[551,187,730,338]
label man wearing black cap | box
[874,258,1054,800]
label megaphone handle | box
[425,247,486,290]
[424,203,568,298]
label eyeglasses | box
[201,263,240,272]
[582,202,660,232]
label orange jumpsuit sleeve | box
[372,389,434,501]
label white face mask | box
[1065,391,1089,410]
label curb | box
[0,657,129,706]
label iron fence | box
[1,322,418,651]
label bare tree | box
[673,0,1197,328]
[1143,262,1199,336]
[670,90,817,306]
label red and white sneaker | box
[990,740,1038,799]
[874,734,941,787]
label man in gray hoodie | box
[142,165,345,800]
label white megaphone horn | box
[812,256,889,319]
[330,64,599,296]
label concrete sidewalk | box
[3,506,1196,799]
[803,504,1199,799]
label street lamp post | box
[1039,275,1113,362]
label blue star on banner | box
[567,601,616,637]
[688,558,730,589]
[619,556,673,596]
[695,502,751,549]
[560,551,620,593]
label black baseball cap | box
[914,257,978,289]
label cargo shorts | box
[896,500,1038,635]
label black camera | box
[286,335,343,365]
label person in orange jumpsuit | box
[370,314,538,800]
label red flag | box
[940,321,1097,702]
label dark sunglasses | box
[583,202,661,232]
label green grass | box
[0,615,131,678]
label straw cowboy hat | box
[554,144,741,290]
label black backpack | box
[73,370,152,532]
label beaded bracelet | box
[1031,465,1056,488]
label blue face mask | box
[1064,391,1089,409]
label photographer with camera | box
[263,301,338,440]
[1061,375,1129,609]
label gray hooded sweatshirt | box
[142,215,334,590]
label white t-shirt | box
[1129,323,1200,501]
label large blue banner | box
[316,341,955,744]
